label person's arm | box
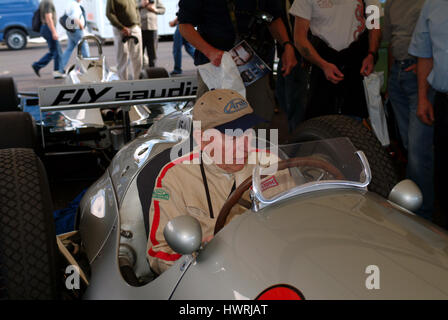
[179,23,223,66]
[45,12,58,40]
[169,16,178,27]
[293,16,344,84]
[106,0,130,36]
[147,171,187,275]
[268,17,297,76]
[156,0,166,15]
[416,57,434,125]
[360,28,382,76]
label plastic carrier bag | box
[198,52,246,97]
[363,72,390,146]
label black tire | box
[290,115,398,198]
[0,77,19,112]
[0,112,37,150]
[5,29,27,50]
[140,67,169,79]
[0,148,59,299]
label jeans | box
[388,59,435,220]
[61,29,90,70]
[33,24,63,73]
[172,25,195,73]
[275,57,309,133]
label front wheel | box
[5,29,27,50]
[290,115,399,198]
[0,148,60,299]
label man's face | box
[194,129,253,173]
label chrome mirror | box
[388,179,423,212]
[164,215,202,255]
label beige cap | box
[192,89,255,131]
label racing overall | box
[146,150,287,274]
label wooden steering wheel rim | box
[213,157,345,235]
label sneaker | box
[31,64,40,77]
[53,71,66,79]
[170,70,182,76]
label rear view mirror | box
[164,215,202,255]
[388,179,423,213]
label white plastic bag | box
[198,52,246,97]
[363,72,390,146]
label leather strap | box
[199,158,214,219]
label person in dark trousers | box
[177,0,297,125]
[31,0,65,79]
[409,0,448,229]
[139,0,165,68]
[383,0,434,221]
[291,0,382,120]
[169,16,195,76]
[275,0,308,133]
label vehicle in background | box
[0,0,40,50]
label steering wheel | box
[213,156,345,235]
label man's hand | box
[322,62,344,84]
[281,45,298,76]
[169,20,176,27]
[141,0,149,7]
[405,63,417,74]
[52,32,58,41]
[206,48,224,67]
[417,98,434,125]
[121,27,131,37]
[361,54,375,77]
[147,2,157,13]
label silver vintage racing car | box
[1,99,448,299]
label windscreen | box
[253,138,370,202]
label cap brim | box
[214,113,267,135]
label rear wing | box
[38,76,198,112]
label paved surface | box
[0,38,197,92]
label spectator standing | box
[409,0,448,229]
[169,16,195,76]
[31,0,65,79]
[139,0,165,68]
[275,0,308,133]
[383,0,433,221]
[106,0,143,80]
[178,0,297,124]
[61,0,90,70]
[290,0,382,119]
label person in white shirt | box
[61,0,90,70]
[290,0,382,119]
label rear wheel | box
[0,148,59,299]
[0,112,37,150]
[5,29,27,50]
[0,77,19,112]
[140,67,169,79]
[290,115,398,198]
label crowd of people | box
[29,0,448,234]
[31,0,195,80]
